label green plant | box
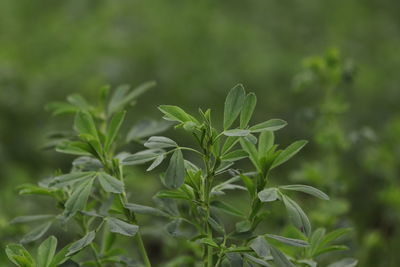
[5,82,170,266]
[6,83,356,267]
[122,84,357,266]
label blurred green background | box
[1,0,399,266]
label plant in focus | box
[5,82,357,267]
[5,82,171,266]
[123,84,357,266]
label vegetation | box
[5,84,356,266]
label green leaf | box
[46,102,79,116]
[258,188,279,202]
[221,136,240,155]
[11,215,54,224]
[327,258,358,267]
[66,231,96,257]
[272,140,308,169]
[107,82,155,115]
[220,149,248,162]
[5,244,35,267]
[235,220,252,233]
[270,246,295,267]
[17,184,55,196]
[122,149,163,165]
[309,228,326,256]
[211,200,245,218]
[63,178,94,218]
[37,236,57,267]
[21,221,52,244]
[250,119,287,133]
[282,195,311,236]
[223,129,251,137]
[240,174,255,197]
[240,138,260,171]
[158,105,198,124]
[250,236,270,258]
[49,245,70,267]
[108,217,139,237]
[127,119,171,141]
[208,216,225,234]
[226,252,243,267]
[165,218,183,237]
[55,141,93,156]
[198,238,219,248]
[279,184,329,200]
[144,136,177,149]
[164,150,185,189]
[240,93,257,128]
[98,172,124,194]
[224,84,246,129]
[315,245,349,256]
[104,110,126,151]
[66,94,90,110]
[258,131,274,158]
[156,190,190,200]
[265,234,308,247]
[244,254,270,266]
[319,228,352,248]
[146,154,166,171]
[74,111,99,140]
[50,172,96,188]
[124,203,168,217]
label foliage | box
[5,84,357,266]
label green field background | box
[1,0,399,266]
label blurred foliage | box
[0,0,399,266]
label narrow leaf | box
[50,172,95,188]
[327,258,358,267]
[211,200,245,218]
[6,244,35,267]
[98,172,124,194]
[11,215,54,224]
[64,178,94,218]
[108,217,139,237]
[122,149,163,165]
[270,246,295,267]
[164,150,185,189]
[37,236,57,267]
[127,119,171,141]
[266,234,308,247]
[224,84,246,129]
[279,185,329,200]
[144,136,177,149]
[250,236,270,258]
[124,203,168,217]
[240,93,257,128]
[74,111,98,139]
[158,105,197,123]
[272,140,308,169]
[240,138,260,171]
[223,129,251,137]
[21,221,52,244]
[258,131,274,158]
[104,110,126,151]
[250,119,287,133]
[146,153,166,171]
[282,195,311,236]
[258,188,279,202]
[221,150,248,162]
[66,231,96,257]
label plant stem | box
[114,162,152,267]
[135,231,152,267]
[90,243,102,267]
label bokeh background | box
[1,0,399,266]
